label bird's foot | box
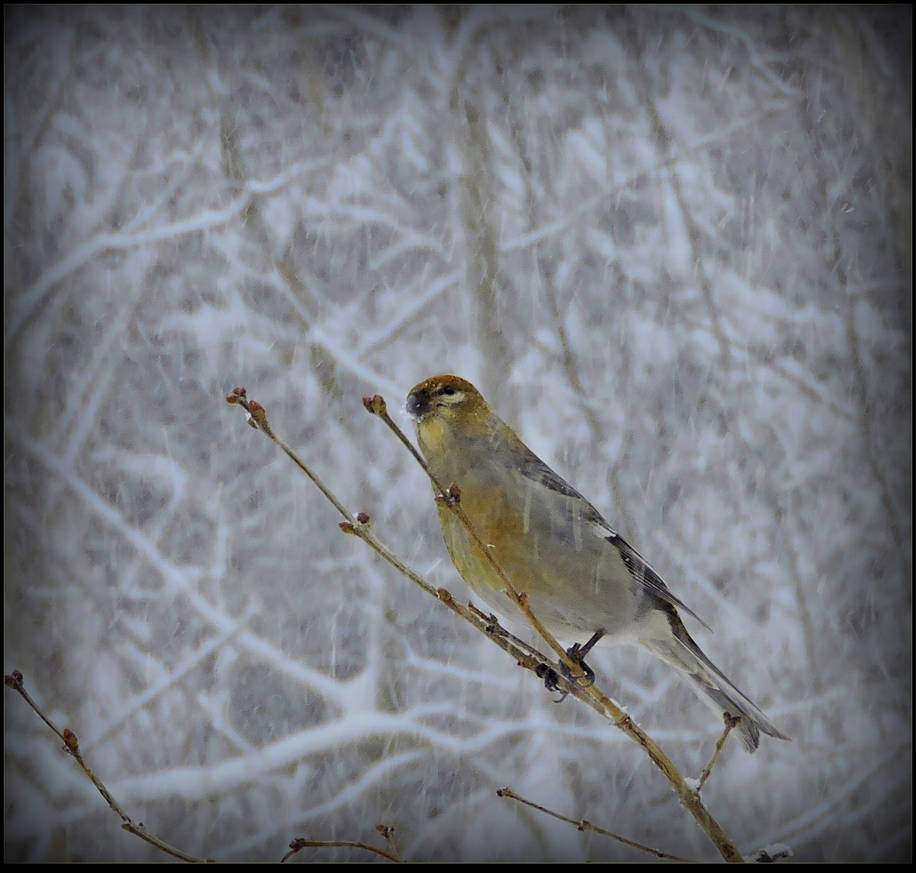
[539,631,604,702]
[535,662,565,699]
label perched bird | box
[406,374,788,753]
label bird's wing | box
[515,445,712,632]
[603,530,712,632]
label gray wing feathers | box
[515,444,711,631]
[607,533,712,632]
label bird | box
[406,374,789,753]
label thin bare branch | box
[497,786,689,862]
[4,671,208,864]
[697,713,742,793]
[281,835,400,863]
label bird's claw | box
[536,642,597,703]
[536,663,569,702]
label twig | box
[281,834,400,863]
[697,713,742,793]
[4,671,208,864]
[228,387,352,520]
[496,787,688,862]
[6,666,409,863]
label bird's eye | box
[441,386,455,396]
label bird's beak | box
[406,390,429,420]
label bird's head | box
[406,375,490,434]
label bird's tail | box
[641,610,790,753]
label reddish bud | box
[356,512,370,524]
[247,401,267,424]
[362,394,387,415]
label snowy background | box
[4,5,911,863]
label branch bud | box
[362,394,387,415]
